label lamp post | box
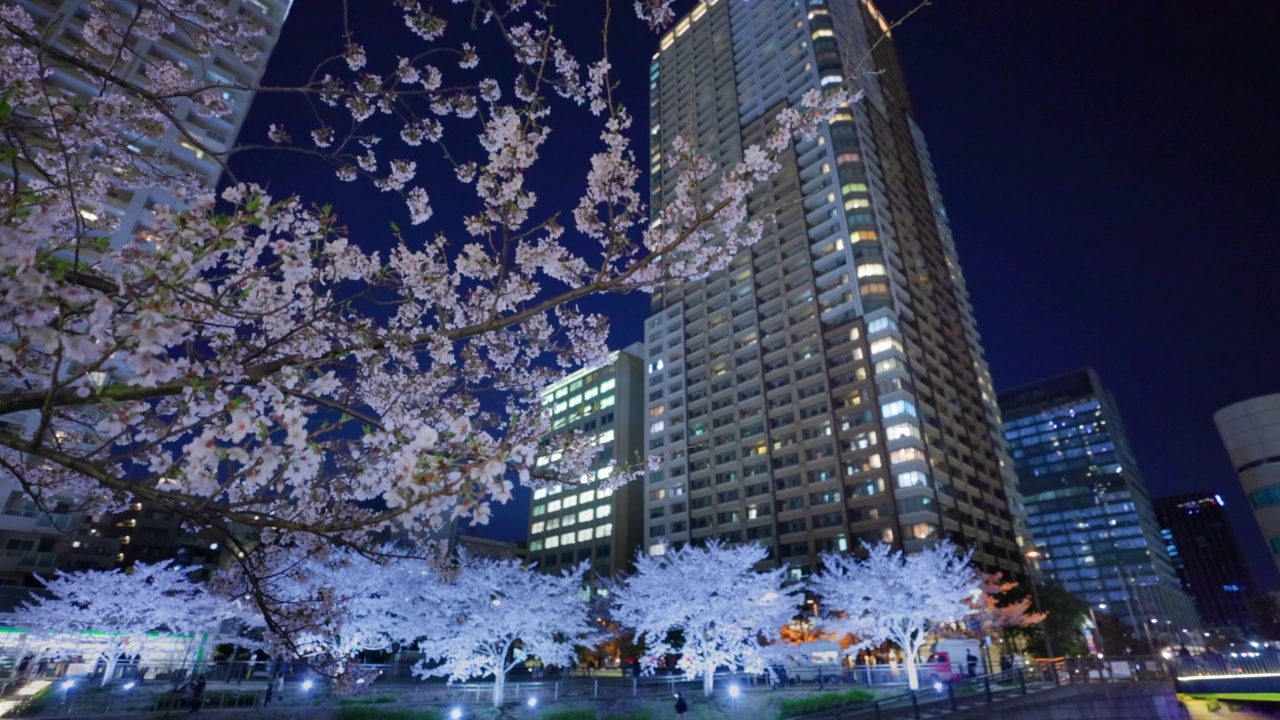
[1025,550,1054,658]
[1086,599,1107,657]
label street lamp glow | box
[933,681,944,692]
[729,684,740,698]
[302,680,314,691]
[62,680,75,690]
[451,709,463,719]
[527,697,538,708]
[123,682,136,690]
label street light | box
[450,709,462,720]
[1086,598,1107,657]
[1025,549,1054,658]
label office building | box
[1155,493,1253,633]
[641,0,1030,581]
[1214,394,1280,577]
[0,0,291,590]
[527,345,646,583]
[1000,368,1200,642]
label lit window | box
[531,521,545,534]
[560,532,575,546]
[577,529,594,543]
[650,405,665,417]
[569,395,582,407]
[600,379,616,392]
[881,399,918,419]
[896,470,929,488]
[648,542,666,556]
[600,395,616,409]
[856,263,886,278]
[812,28,835,39]
[850,230,877,243]
[584,387,598,400]
[579,509,595,523]
[579,490,596,504]
[548,500,562,512]
[547,536,560,549]
[533,488,548,500]
[885,422,920,441]
[597,429,615,445]
[563,495,578,509]
[530,540,543,551]
[650,488,667,501]
[869,337,904,356]
[890,447,926,465]
[841,182,868,195]
[533,504,546,517]
[599,523,613,537]
[650,420,665,433]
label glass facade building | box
[999,368,1200,642]
[526,345,646,583]
[1155,494,1253,634]
[640,0,1030,581]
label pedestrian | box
[264,672,283,706]
[674,691,689,717]
[966,650,978,677]
[189,674,206,713]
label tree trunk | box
[702,658,715,697]
[904,648,919,691]
[101,650,119,688]
[492,670,506,707]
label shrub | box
[333,707,442,720]
[602,712,652,720]
[540,708,597,720]
[778,688,875,718]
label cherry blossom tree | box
[809,541,979,690]
[406,553,596,707]
[611,541,802,697]
[952,572,1045,647]
[216,547,424,690]
[13,561,246,687]
[0,0,853,634]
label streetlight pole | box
[1086,599,1107,656]
[1025,550,1054,658]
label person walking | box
[188,675,206,713]
[966,650,978,677]
[674,691,689,717]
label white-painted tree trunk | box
[702,658,716,697]
[100,648,120,688]
[493,670,506,707]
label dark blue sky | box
[231,2,1280,588]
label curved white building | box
[1214,394,1280,575]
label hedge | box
[778,688,875,718]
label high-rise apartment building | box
[527,345,646,583]
[0,0,291,593]
[641,0,1029,581]
[999,369,1200,642]
[1155,494,1253,633]
[1214,394,1280,577]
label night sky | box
[230,2,1280,588]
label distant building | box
[526,345,646,584]
[1214,394,1280,577]
[999,368,1200,643]
[1155,494,1253,634]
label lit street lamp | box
[1025,550,1054,658]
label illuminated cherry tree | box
[611,541,802,697]
[0,0,854,636]
[810,541,979,690]
[14,561,245,687]
[407,554,596,707]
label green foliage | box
[777,689,874,719]
[540,708,597,720]
[333,707,442,720]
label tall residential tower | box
[641,0,1029,581]
[999,369,1200,642]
